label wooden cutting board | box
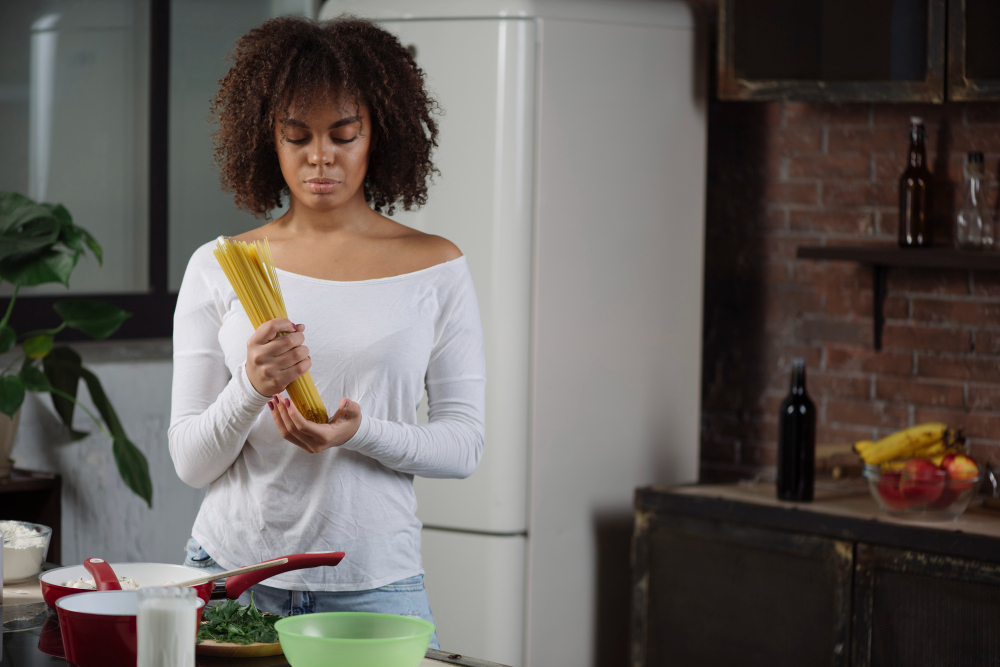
[195,638,283,657]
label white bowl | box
[2,520,52,583]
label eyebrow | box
[280,115,362,129]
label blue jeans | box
[183,537,440,650]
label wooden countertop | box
[636,480,1000,563]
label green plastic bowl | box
[275,612,434,667]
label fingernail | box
[284,398,291,407]
[268,401,274,411]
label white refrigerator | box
[318,2,706,665]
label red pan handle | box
[83,558,122,591]
[225,552,345,599]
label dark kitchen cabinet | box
[0,470,61,563]
[631,512,851,667]
[632,485,1000,667]
[718,0,946,102]
[853,544,1000,667]
[948,0,1000,100]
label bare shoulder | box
[407,233,463,265]
[378,221,462,272]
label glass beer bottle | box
[899,116,933,248]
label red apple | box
[900,458,946,504]
[877,470,911,509]
[941,453,979,492]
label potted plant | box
[0,192,152,507]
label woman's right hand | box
[245,319,311,397]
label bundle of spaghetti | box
[213,236,328,424]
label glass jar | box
[137,586,201,667]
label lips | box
[305,179,339,194]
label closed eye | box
[285,136,358,144]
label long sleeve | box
[340,264,486,478]
[168,249,271,488]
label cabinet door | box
[947,0,1000,100]
[632,513,852,667]
[852,544,1000,667]
[718,0,947,102]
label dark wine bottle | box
[898,116,933,248]
[776,358,816,502]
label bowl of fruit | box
[855,423,981,520]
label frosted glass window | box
[168,0,311,291]
[0,0,149,295]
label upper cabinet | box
[948,0,1000,101]
[716,0,988,103]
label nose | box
[308,138,333,166]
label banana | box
[910,440,946,459]
[853,440,877,455]
[854,422,949,464]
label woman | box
[167,16,485,648]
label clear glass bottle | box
[956,152,988,250]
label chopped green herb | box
[197,593,279,645]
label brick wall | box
[700,101,1000,481]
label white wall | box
[9,342,203,565]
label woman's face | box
[274,92,372,212]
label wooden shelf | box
[0,469,61,563]
[796,244,1000,271]
[797,244,1000,350]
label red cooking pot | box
[39,551,345,609]
[56,590,206,667]
[52,551,345,667]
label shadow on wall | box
[932,117,956,244]
[592,511,636,666]
[700,102,771,482]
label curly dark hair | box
[210,15,440,218]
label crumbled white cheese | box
[63,575,141,590]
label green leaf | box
[52,206,84,253]
[45,203,71,228]
[0,375,26,417]
[112,435,153,509]
[79,367,152,507]
[43,347,87,439]
[0,248,79,287]
[0,218,60,263]
[78,368,122,436]
[19,364,50,392]
[80,229,102,266]
[54,299,131,339]
[0,325,15,355]
[197,596,278,645]
[0,192,55,233]
[23,334,53,359]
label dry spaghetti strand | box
[213,236,329,423]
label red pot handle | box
[83,558,122,591]
[225,552,345,599]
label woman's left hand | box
[269,396,362,453]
